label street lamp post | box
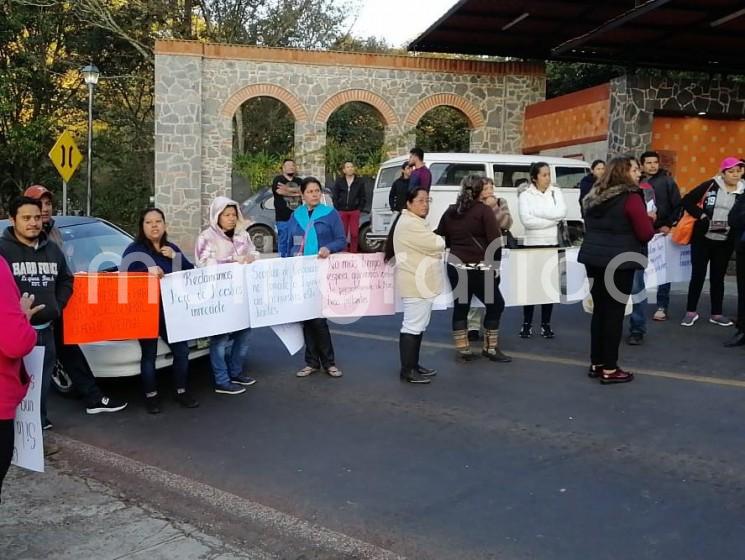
[81,64,99,216]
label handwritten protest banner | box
[63,273,160,344]
[12,347,44,473]
[563,248,591,302]
[271,323,305,355]
[247,256,323,328]
[665,237,693,283]
[161,263,250,343]
[320,253,395,318]
[644,234,667,288]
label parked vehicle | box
[369,153,591,245]
[0,216,210,394]
[241,187,384,253]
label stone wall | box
[608,75,745,156]
[154,41,546,249]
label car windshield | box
[60,221,133,273]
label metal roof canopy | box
[408,0,745,74]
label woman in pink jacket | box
[0,256,39,501]
[195,197,260,395]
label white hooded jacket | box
[517,184,567,246]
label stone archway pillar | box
[469,128,488,153]
[384,124,415,159]
[295,121,326,181]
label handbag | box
[557,220,573,247]
[670,181,715,245]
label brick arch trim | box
[314,89,399,126]
[405,94,486,129]
[220,84,309,123]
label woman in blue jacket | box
[121,207,199,414]
[282,177,346,378]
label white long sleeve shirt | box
[518,184,567,246]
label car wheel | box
[249,225,275,253]
[52,359,75,395]
[359,222,385,253]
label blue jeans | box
[629,269,647,336]
[36,327,56,426]
[656,282,671,310]
[209,328,251,386]
[138,329,189,395]
[277,220,291,257]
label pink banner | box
[320,253,395,318]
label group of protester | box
[1,145,744,500]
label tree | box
[415,107,470,153]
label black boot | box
[414,334,437,377]
[540,323,555,339]
[724,329,745,347]
[399,333,430,384]
[519,323,532,338]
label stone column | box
[469,128,487,153]
[154,54,203,253]
[384,124,415,159]
[295,121,326,180]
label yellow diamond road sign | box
[49,131,83,183]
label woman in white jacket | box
[517,162,567,339]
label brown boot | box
[482,329,512,363]
[453,330,478,362]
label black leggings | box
[586,266,635,370]
[523,304,553,325]
[0,419,14,502]
[686,236,734,315]
[447,265,505,331]
[736,251,745,331]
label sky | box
[348,0,458,48]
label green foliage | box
[546,61,625,98]
[325,102,385,180]
[234,97,294,156]
[233,151,284,192]
[415,106,470,153]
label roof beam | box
[551,0,673,55]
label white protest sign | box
[160,263,250,343]
[320,253,396,318]
[12,347,44,473]
[644,234,668,288]
[665,237,693,283]
[563,247,591,302]
[247,255,322,328]
[271,323,305,355]
[500,248,561,306]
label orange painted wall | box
[523,83,610,153]
[652,116,745,192]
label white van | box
[370,153,591,244]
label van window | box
[430,163,486,186]
[376,166,401,190]
[493,164,530,187]
[556,166,589,189]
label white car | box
[370,153,591,244]
[0,216,210,394]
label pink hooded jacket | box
[195,196,260,267]
[0,256,37,420]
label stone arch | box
[220,83,309,122]
[405,93,486,129]
[315,89,399,126]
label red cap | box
[24,185,52,200]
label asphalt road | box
[48,290,745,560]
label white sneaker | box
[653,308,668,321]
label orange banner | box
[63,273,160,344]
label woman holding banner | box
[122,208,199,414]
[0,256,39,501]
[680,157,745,328]
[579,156,654,384]
[282,177,347,378]
[436,175,511,363]
[384,187,445,384]
[518,162,566,339]
[196,197,260,395]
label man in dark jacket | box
[331,161,366,253]
[0,197,74,430]
[23,185,127,417]
[640,151,682,321]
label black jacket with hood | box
[331,175,367,212]
[643,170,682,230]
[0,227,74,326]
